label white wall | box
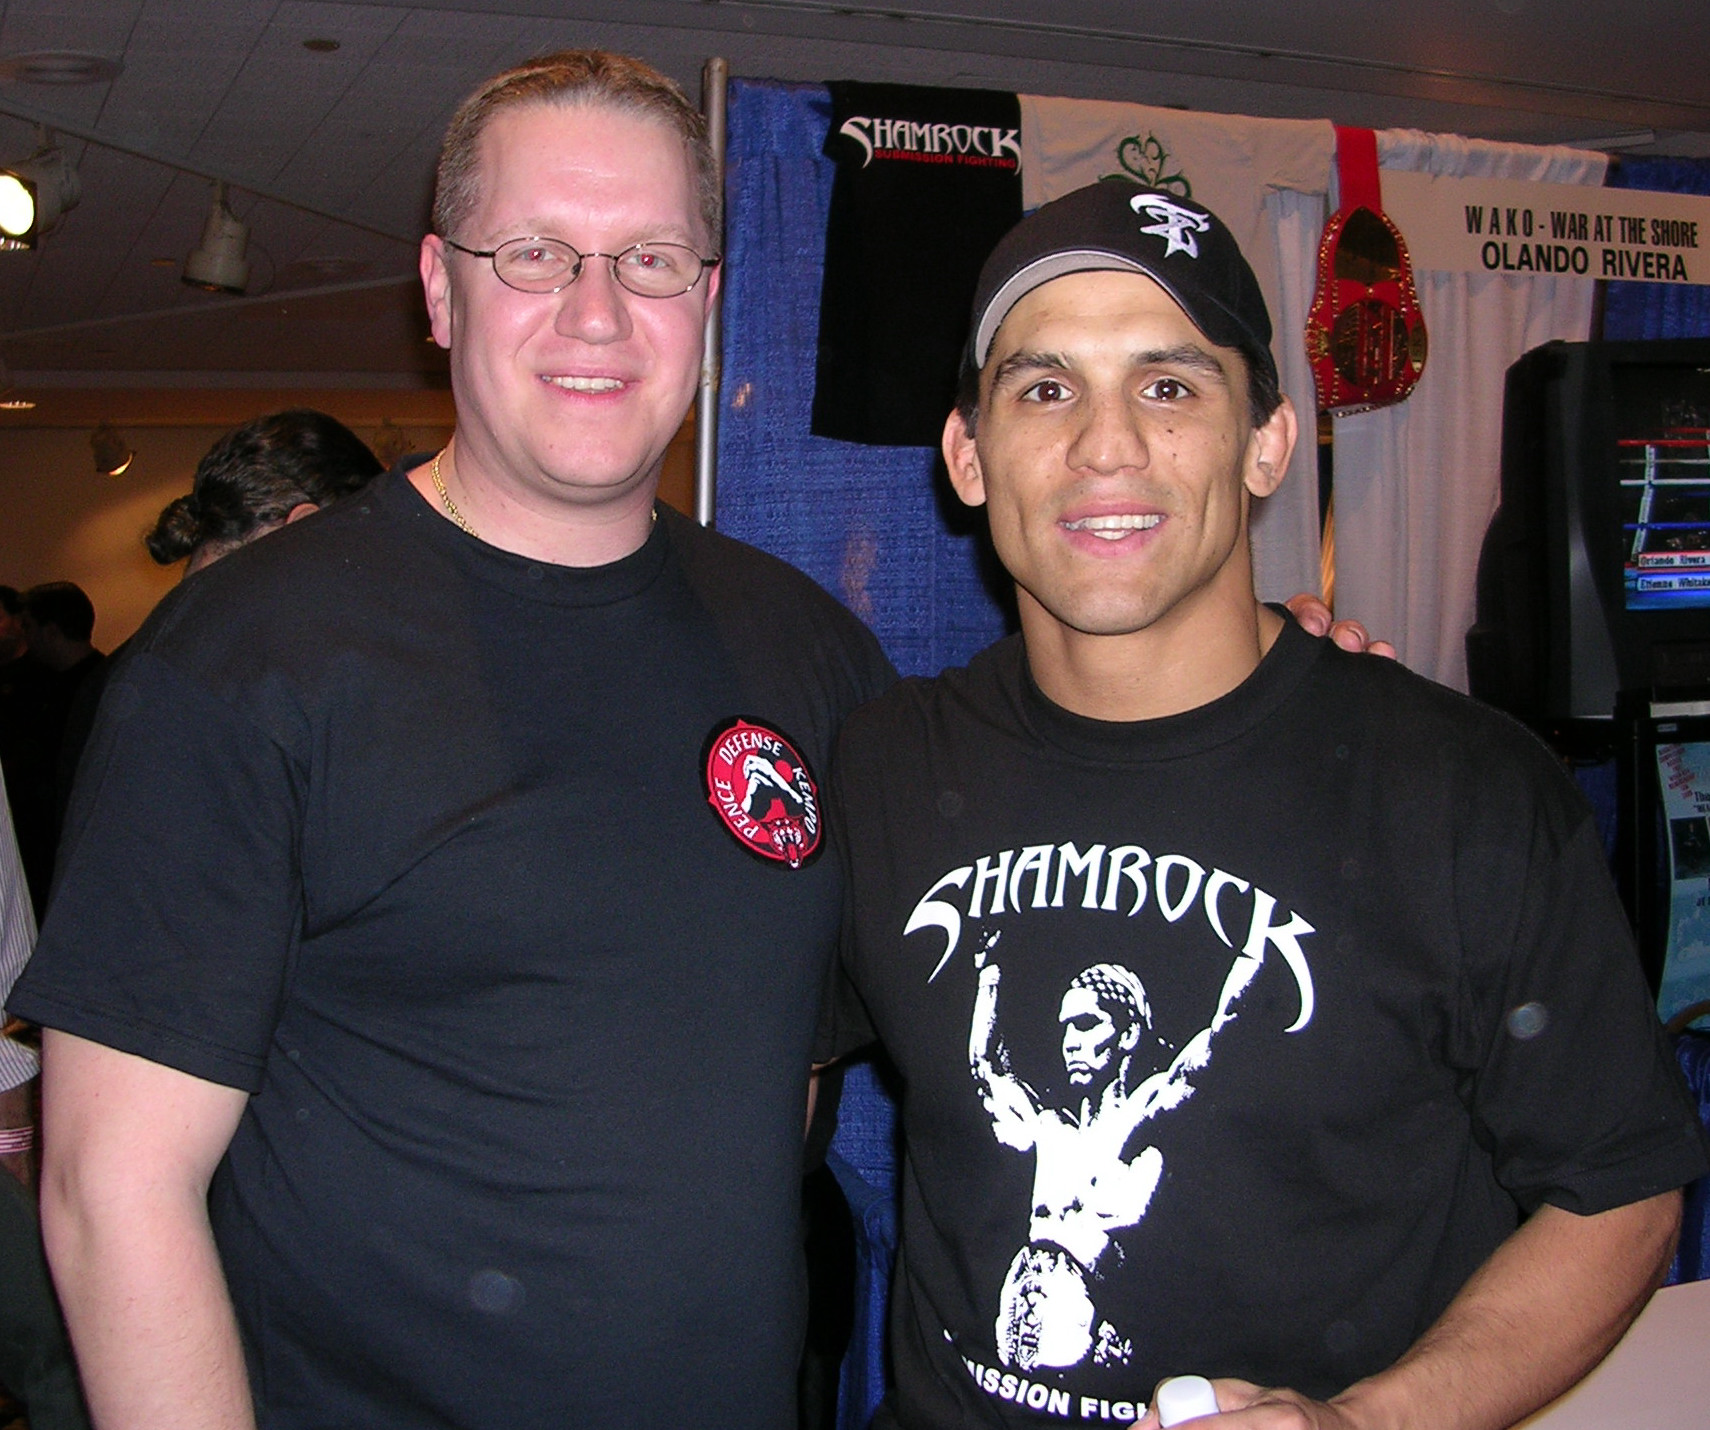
[0,421,452,649]
[2,427,207,649]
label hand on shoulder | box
[1283,594,1398,660]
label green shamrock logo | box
[1108,134,1192,198]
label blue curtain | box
[718,79,1013,1428]
[716,78,1011,679]
[1604,157,1710,340]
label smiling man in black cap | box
[819,178,1706,1429]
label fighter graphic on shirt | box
[969,931,1273,1373]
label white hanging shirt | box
[1021,95,1335,319]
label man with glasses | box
[15,51,892,1430]
[439,235,719,300]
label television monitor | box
[1468,338,1710,724]
[1617,699,1710,1028]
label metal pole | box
[695,57,729,528]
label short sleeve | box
[814,740,880,1066]
[815,907,878,1066]
[9,650,305,1093]
[1455,780,1708,1214]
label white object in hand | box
[1156,1375,1220,1426]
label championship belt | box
[1306,126,1427,416]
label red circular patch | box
[703,718,823,868]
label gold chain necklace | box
[429,447,658,541]
[430,449,480,539]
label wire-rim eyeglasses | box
[440,235,720,298]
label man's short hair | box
[432,49,720,249]
[22,582,95,643]
[1065,963,1152,1031]
[0,585,20,617]
[147,410,383,566]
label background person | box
[16,585,100,693]
[0,586,33,673]
[0,585,53,920]
[8,585,102,917]
[54,411,385,842]
[145,409,384,576]
[1,787,91,1430]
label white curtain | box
[1256,186,1331,604]
[1331,131,1606,689]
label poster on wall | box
[1655,741,1710,1026]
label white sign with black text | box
[1379,171,1709,284]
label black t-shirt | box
[822,623,1707,1427]
[15,468,895,1430]
[812,81,1022,448]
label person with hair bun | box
[147,410,383,575]
[43,414,384,875]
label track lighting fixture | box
[182,181,250,294]
[91,423,135,476]
[0,355,31,410]
[0,132,81,250]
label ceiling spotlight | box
[0,51,123,86]
[183,181,250,294]
[0,135,81,250]
[0,355,32,410]
[91,423,134,477]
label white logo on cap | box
[1131,195,1212,259]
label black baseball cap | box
[967,178,1276,392]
